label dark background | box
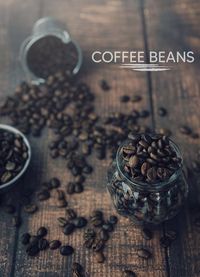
[0,0,200,276]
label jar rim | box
[116,136,183,191]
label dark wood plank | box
[0,1,41,276]
[144,0,200,276]
[9,0,168,276]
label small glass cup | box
[19,17,82,83]
[107,139,188,226]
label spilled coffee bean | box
[49,240,61,250]
[137,248,152,259]
[60,245,74,256]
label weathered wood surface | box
[0,0,199,276]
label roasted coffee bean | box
[63,223,75,235]
[66,208,77,220]
[49,240,61,250]
[21,233,31,245]
[84,228,96,241]
[100,79,110,91]
[129,155,139,168]
[49,177,60,188]
[158,107,167,117]
[109,215,118,225]
[102,222,113,232]
[91,210,103,218]
[57,217,68,227]
[23,204,38,214]
[123,270,137,277]
[137,248,152,259]
[67,182,75,194]
[72,262,85,277]
[29,236,39,246]
[55,189,65,200]
[37,227,48,238]
[99,229,109,241]
[95,251,105,263]
[73,217,87,228]
[26,244,39,256]
[37,189,50,201]
[147,167,157,182]
[74,182,84,193]
[120,95,130,103]
[60,245,74,256]
[142,228,153,240]
[90,216,104,227]
[38,238,49,250]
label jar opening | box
[116,137,183,191]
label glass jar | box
[19,17,82,83]
[107,139,188,226]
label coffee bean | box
[60,245,74,256]
[37,189,50,201]
[99,229,109,241]
[147,167,157,182]
[137,248,152,259]
[63,223,75,235]
[73,217,87,228]
[120,95,130,103]
[66,182,75,194]
[100,80,110,91]
[158,107,167,117]
[95,251,105,263]
[21,233,31,245]
[38,238,49,250]
[23,204,38,214]
[129,155,139,168]
[141,162,150,176]
[49,240,61,250]
[56,199,68,208]
[57,217,68,227]
[109,215,118,225]
[123,270,137,277]
[142,228,153,240]
[26,244,40,256]
[37,226,48,238]
[49,177,60,188]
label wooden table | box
[0,0,200,276]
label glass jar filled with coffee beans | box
[107,133,188,225]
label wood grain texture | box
[144,0,200,276]
[0,0,199,276]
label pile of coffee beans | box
[0,129,29,186]
[27,36,78,79]
[83,210,118,263]
[121,133,182,184]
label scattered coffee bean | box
[120,95,130,103]
[73,217,87,228]
[21,233,31,245]
[132,95,142,103]
[123,269,137,277]
[100,79,110,91]
[49,240,61,250]
[179,125,192,135]
[23,204,38,214]
[158,107,167,117]
[38,238,49,250]
[60,245,74,256]
[57,217,68,227]
[26,244,39,256]
[37,227,48,238]
[63,223,75,235]
[66,208,77,220]
[49,177,60,188]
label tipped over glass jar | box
[107,133,188,226]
